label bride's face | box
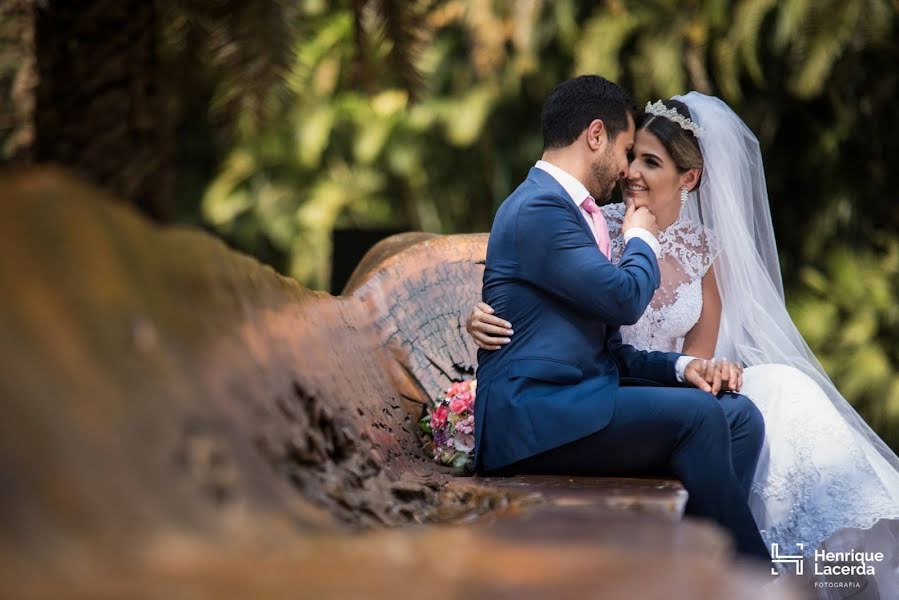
[622,130,683,215]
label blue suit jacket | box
[474,167,682,472]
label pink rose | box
[431,405,449,429]
[449,396,468,414]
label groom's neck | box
[540,149,589,189]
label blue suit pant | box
[485,387,770,560]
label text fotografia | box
[813,549,884,576]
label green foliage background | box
[192,0,899,447]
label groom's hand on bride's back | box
[622,197,659,238]
[684,358,744,395]
[466,302,513,350]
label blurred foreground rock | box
[0,169,797,598]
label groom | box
[473,75,770,560]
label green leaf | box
[732,0,778,87]
[789,295,838,347]
[296,104,336,168]
[841,310,878,347]
[443,85,497,147]
[202,150,257,227]
[573,11,641,83]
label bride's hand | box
[684,358,743,394]
[721,359,744,392]
[708,358,743,393]
[466,302,513,351]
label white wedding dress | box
[605,202,899,597]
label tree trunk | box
[0,0,36,165]
[32,0,169,219]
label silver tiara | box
[644,100,702,137]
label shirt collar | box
[535,160,591,207]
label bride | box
[467,92,899,596]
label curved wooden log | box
[0,169,484,563]
[342,231,442,293]
[4,507,784,599]
[0,169,791,598]
[347,232,488,418]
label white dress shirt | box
[533,160,695,382]
[534,160,661,257]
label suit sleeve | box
[606,328,681,386]
[516,193,660,326]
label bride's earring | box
[680,186,689,208]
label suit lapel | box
[526,167,596,241]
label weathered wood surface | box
[3,508,790,600]
[460,476,689,520]
[344,230,488,412]
[0,169,796,598]
[0,169,467,547]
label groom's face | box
[590,115,635,202]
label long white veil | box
[674,91,899,482]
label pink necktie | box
[581,195,611,260]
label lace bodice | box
[603,203,719,351]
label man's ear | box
[585,119,606,152]
[683,167,702,192]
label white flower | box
[453,433,475,453]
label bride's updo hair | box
[637,99,704,175]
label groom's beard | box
[589,149,619,202]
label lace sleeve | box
[699,224,720,277]
[602,202,625,264]
[663,219,720,279]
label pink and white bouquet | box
[420,380,477,469]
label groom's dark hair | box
[541,75,636,149]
